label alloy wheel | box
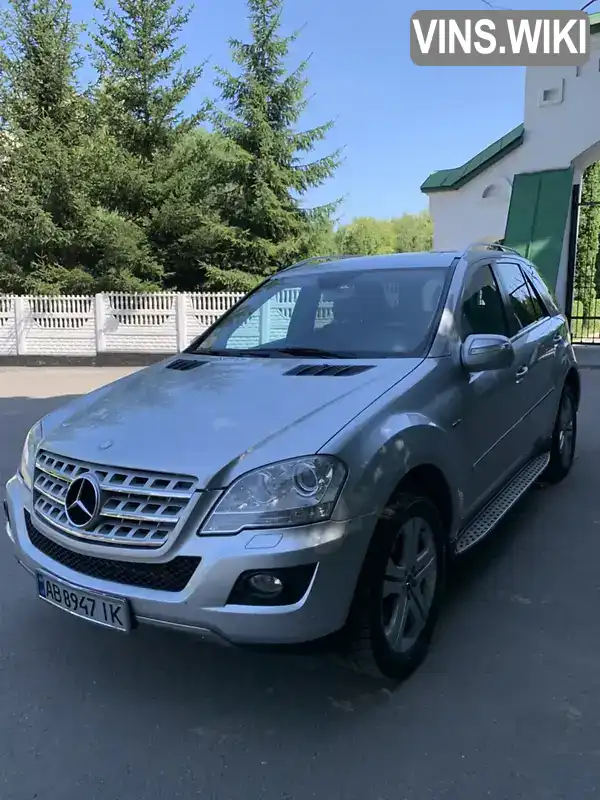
[381,516,438,654]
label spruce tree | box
[0,0,83,135]
[91,0,205,161]
[89,0,218,290]
[0,0,164,293]
[207,0,341,289]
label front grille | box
[25,511,200,592]
[33,450,198,549]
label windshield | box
[188,266,449,359]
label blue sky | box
[70,0,592,223]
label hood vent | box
[284,364,374,377]
[166,358,207,372]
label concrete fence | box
[0,284,413,363]
[0,292,245,359]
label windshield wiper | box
[257,346,358,359]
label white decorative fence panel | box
[102,293,178,353]
[24,296,96,356]
[186,292,244,342]
[0,291,250,357]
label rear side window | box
[495,263,547,332]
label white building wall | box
[523,37,600,172]
[429,165,515,251]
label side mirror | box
[461,333,514,373]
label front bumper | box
[4,474,376,645]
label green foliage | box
[148,128,249,290]
[335,217,395,255]
[0,0,84,134]
[392,210,433,253]
[0,0,432,297]
[90,0,205,161]
[334,212,433,257]
[0,0,166,293]
[206,0,342,289]
[0,121,164,293]
[574,162,600,320]
[203,265,265,293]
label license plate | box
[36,572,131,632]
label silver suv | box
[4,244,580,681]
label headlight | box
[201,455,347,535]
[19,421,43,490]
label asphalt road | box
[2,366,600,800]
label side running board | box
[455,452,550,554]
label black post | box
[564,183,580,325]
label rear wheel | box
[543,385,577,484]
[343,491,446,681]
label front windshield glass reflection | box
[190,266,449,359]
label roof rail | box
[278,254,360,272]
[464,241,521,256]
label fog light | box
[227,563,318,606]
[247,573,284,597]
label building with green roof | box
[421,13,600,307]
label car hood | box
[40,356,422,487]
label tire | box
[543,384,577,485]
[342,490,447,682]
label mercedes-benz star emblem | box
[64,474,101,528]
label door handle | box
[515,365,528,380]
[552,332,562,344]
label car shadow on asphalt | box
[0,393,556,726]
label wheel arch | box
[386,463,454,538]
[329,406,465,526]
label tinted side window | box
[496,263,546,331]
[461,265,508,337]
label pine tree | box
[91,0,205,162]
[207,0,341,289]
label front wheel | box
[342,491,446,682]
[543,384,577,484]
